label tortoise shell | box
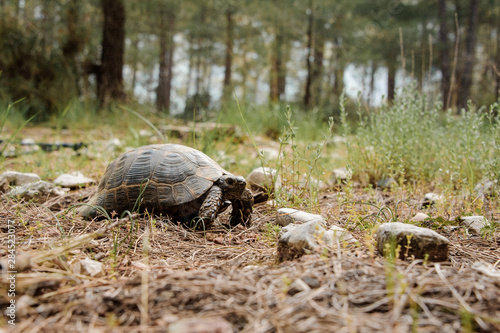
[79,144,232,220]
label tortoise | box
[78,144,253,228]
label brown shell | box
[85,144,230,217]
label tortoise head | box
[216,175,247,199]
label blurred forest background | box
[0,0,499,121]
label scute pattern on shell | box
[87,144,230,216]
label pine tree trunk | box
[438,0,451,109]
[387,61,396,102]
[458,0,478,109]
[496,20,500,101]
[270,30,285,102]
[332,37,344,97]
[62,0,83,96]
[222,9,233,103]
[303,0,314,108]
[333,66,344,97]
[156,10,176,113]
[368,63,377,106]
[311,32,324,106]
[98,0,125,107]
[131,37,139,92]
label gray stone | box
[412,212,430,222]
[72,258,104,277]
[276,208,325,226]
[299,174,328,191]
[6,180,66,200]
[375,222,449,261]
[327,225,356,244]
[53,172,96,188]
[256,146,280,161]
[422,192,444,207]
[277,221,355,261]
[377,177,396,188]
[247,167,280,192]
[460,216,489,234]
[474,179,497,197]
[138,129,153,137]
[0,171,41,192]
[331,167,351,182]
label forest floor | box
[1,127,500,332]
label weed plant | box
[342,85,500,193]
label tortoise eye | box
[226,178,235,185]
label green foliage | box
[271,106,334,211]
[0,24,79,119]
[343,86,500,190]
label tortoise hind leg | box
[229,188,254,227]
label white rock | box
[20,138,36,145]
[327,225,356,244]
[299,174,328,191]
[105,138,122,153]
[278,221,355,261]
[412,212,430,222]
[424,192,444,205]
[276,208,325,226]
[474,179,496,197]
[377,177,396,188]
[138,129,153,137]
[6,180,66,200]
[375,222,449,261]
[327,136,347,145]
[0,171,41,192]
[256,147,280,161]
[247,167,280,192]
[72,258,104,277]
[331,167,351,181]
[53,172,96,188]
[460,216,489,234]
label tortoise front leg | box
[229,188,254,227]
[198,185,223,228]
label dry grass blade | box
[30,219,122,265]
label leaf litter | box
[1,186,499,333]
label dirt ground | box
[1,182,499,332]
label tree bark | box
[438,0,451,109]
[303,0,314,108]
[458,0,478,109]
[98,0,125,107]
[270,30,285,102]
[156,9,176,113]
[496,20,500,101]
[311,28,324,106]
[387,61,396,102]
[368,63,377,107]
[222,8,233,103]
[62,0,83,97]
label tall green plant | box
[343,85,499,191]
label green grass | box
[342,85,500,193]
[2,87,499,200]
